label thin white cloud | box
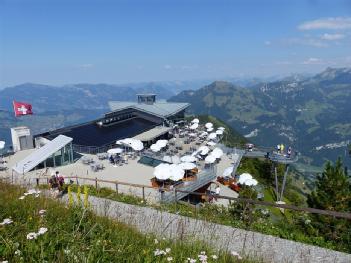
[302,58,324,65]
[298,17,351,30]
[284,37,328,48]
[264,40,271,46]
[320,33,345,40]
[78,63,94,69]
[275,61,292,65]
[163,64,172,70]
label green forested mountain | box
[169,68,351,166]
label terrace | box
[1,118,298,207]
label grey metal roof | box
[12,135,72,174]
[132,126,171,141]
[108,101,190,118]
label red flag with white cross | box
[13,101,33,117]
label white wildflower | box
[231,251,242,260]
[187,258,197,263]
[167,256,173,261]
[39,209,46,215]
[64,249,70,255]
[27,232,38,240]
[14,249,21,256]
[211,255,218,259]
[19,196,25,200]
[154,249,166,256]
[37,227,48,235]
[0,218,13,225]
[165,248,171,253]
[154,239,158,244]
[198,254,208,262]
[35,194,40,198]
[200,251,206,255]
[1,261,9,263]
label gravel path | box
[59,193,351,263]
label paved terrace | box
[1,121,297,206]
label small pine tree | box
[307,158,351,242]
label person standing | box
[215,185,221,201]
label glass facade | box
[37,142,74,169]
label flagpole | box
[12,100,16,117]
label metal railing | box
[3,174,351,220]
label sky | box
[1,0,351,86]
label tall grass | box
[0,181,255,262]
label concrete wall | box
[10,126,33,152]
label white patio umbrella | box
[0,141,5,150]
[180,155,197,163]
[130,139,144,151]
[223,166,234,177]
[208,133,217,140]
[179,162,196,170]
[238,173,253,184]
[218,127,225,131]
[198,145,210,155]
[244,178,258,186]
[169,164,184,181]
[171,155,181,164]
[205,154,216,164]
[189,123,199,130]
[206,141,217,146]
[199,131,208,138]
[207,127,214,132]
[211,148,224,159]
[154,163,170,180]
[163,155,172,163]
[107,148,123,154]
[156,139,168,148]
[150,144,161,152]
[191,150,199,157]
[191,118,199,123]
[216,130,224,135]
[205,122,213,129]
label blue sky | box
[1,0,351,86]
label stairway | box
[161,169,217,203]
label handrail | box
[29,175,351,220]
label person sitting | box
[287,147,292,158]
[109,155,114,164]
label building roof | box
[108,101,190,119]
[12,135,72,174]
[132,126,171,141]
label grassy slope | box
[0,181,254,263]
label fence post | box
[115,183,118,194]
[174,189,178,211]
[76,177,79,185]
[142,186,145,202]
[36,178,39,186]
[95,177,98,189]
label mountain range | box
[169,67,351,166]
[1,68,350,167]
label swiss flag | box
[13,101,33,117]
